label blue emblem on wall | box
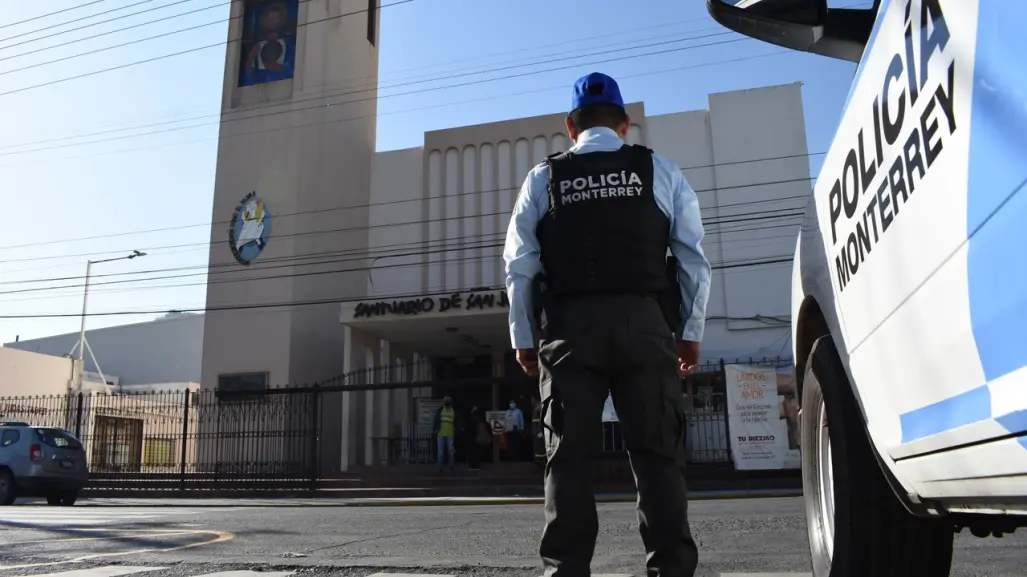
[229,192,271,265]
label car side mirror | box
[706,0,877,63]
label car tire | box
[801,336,954,577]
[0,470,15,506]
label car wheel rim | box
[816,398,835,561]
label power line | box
[0,229,792,305]
[0,47,793,171]
[0,174,813,264]
[0,193,810,284]
[0,1,237,72]
[0,207,804,294]
[0,0,113,31]
[0,256,794,319]
[1,29,740,152]
[0,0,414,98]
[0,219,800,302]
[0,18,722,151]
[0,0,210,48]
[0,152,817,253]
[0,231,802,305]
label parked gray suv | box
[0,422,89,505]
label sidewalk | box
[74,487,802,507]
[81,465,801,502]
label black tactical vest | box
[536,144,671,297]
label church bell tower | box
[201,0,381,391]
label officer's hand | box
[516,348,539,376]
[675,340,700,376]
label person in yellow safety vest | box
[432,396,462,473]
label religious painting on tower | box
[238,0,299,87]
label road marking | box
[0,567,164,577]
[0,530,234,571]
[0,507,225,527]
[5,531,198,545]
[0,569,293,577]
[188,573,294,577]
[365,570,632,574]
[365,570,453,574]
[718,570,813,574]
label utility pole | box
[74,250,147,388]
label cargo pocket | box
[656,380,687,461]
[539,378,563,459]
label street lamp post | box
[76,250,147,363]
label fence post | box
[719,358,733,465]
[309,386,321,491]
[179,390,190,493]
[74,392,84,438]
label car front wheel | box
[801,336,954,577]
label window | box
[143,438,176,467]
[35,428,82,450]
[217,372,269,402]
[0,430,19,448]
[365,0,373,44]
[217,372,269,392]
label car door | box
[813,0,1027,498]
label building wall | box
[645,82,809,359]
[200,0,382,391]
[4,314,201,386]
[365,103,646,297]
[0,347,76,398]
[359,84,809,361]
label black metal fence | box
[0,355,791,493]
[0,388,322,492]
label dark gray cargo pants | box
[537,294,698,577]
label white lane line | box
[191,572,295,577]
[3,567,165,577]
[720,573,813,576]
[366,573,634,577]
[365,570,453,574]
[0,508,213,526]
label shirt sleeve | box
[503,164,547,350]
[667,166,712,342]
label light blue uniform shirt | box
[503,127,712,350]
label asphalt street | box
[0,497,1024,577]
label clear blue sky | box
[0,0,866,344]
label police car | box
[707,0,1026,575]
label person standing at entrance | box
[433,396,459,473]
[504,400,525,462]
[467,406,490,471]
[502,72,711,577]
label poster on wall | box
[724,364,800,470]
[238,0,299,87]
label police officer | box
[503,72,711,577]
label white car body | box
[792,0,1027,517]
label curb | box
[74,488,802,507]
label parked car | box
[706,0,1026,576]
[0,421,89,506]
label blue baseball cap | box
[570,72,624,113]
